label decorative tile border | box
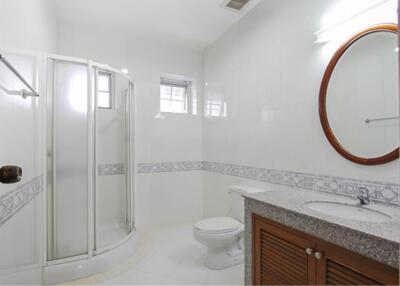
[98,163,125,176]
[203,161,400,206]
[137,161,203,173]
[0,175,43,227]
[137,161,400,206]
[0,161,396,230]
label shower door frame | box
[93,62,135,255]
[43,54,135,266]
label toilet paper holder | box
[0,166,22,184]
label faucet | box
[357,187,370,205]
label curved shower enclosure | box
[44,55,135,283]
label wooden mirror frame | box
[319,24,399,166]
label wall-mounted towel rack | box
[0,54,39,98]
[365,116,399,123]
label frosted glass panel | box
[52,61,88,259]
[95,72,130,250]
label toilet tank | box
[229,185,265,223]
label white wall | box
[127,36,203,228]
[202,0,399,217]
[0,0,56,52]
[56,22,204,229]
[0,0,56,282]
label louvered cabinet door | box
[252,215,316,285]
[252,214,399,286]
[315,240,399,286]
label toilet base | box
[204,240,244,270]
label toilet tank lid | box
[229,185,265,195]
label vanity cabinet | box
[252,214,399,285]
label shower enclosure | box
[45,55,135,263]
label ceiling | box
[50,0,261,49]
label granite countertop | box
[243,187,400,268]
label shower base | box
[43,231,138,285]
[97,223,130,250]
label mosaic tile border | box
[137,161,203,173]
[98,163,126,176]
[137,161,400,206]
[0,175,43,227]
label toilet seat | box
[194,217,242,234]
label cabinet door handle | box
[305,248,313,255]
[314,252,323,260]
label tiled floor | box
[99,223,244,285]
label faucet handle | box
[358,187,369,196]
[357,187,370,205]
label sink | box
[305,201,392,222]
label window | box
[160,78,191,114]
[97,71,112,109]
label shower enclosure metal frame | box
[43,53,135,266]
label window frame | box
[160,77,192,115]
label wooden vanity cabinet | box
[252,214,399,285]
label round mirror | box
[319,24,399,165]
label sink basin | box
[305,201,392,222]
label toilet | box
[193,185,265,270]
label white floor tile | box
[102,269,177,285]
[99,223,244,285]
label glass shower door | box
[94,70,132,252]
[46,58,134,262]
[47,60,89,260]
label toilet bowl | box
[193,217,244,270]
[193,185,265,270]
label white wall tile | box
[136,172,203,228]
[202,0,399,216]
